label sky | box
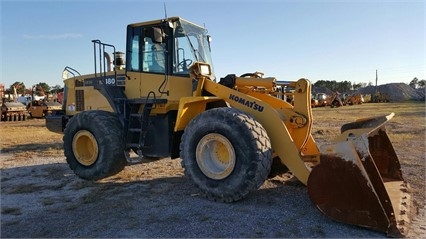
[1,0,425,89]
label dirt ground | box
[1,102,425,238]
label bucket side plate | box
[308,114,411,237]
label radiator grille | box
[75,90,84,111]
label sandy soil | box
[1,103,425,238]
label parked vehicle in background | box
[314,93,329,107]
[1,98,29,121]
[345,93,364,105]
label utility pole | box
[375,69,378,93]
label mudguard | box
[45,111,68,134]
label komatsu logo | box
[229,94,264,112]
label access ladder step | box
[125,143,152,149]
[126,143,141,148]
[130,113,142,117]
[128,128,142,132]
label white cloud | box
[23,33,83,40]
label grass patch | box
[310,225,326,237]
[65,204,79,211]
[2,207,22,215]
[80,184,123,204]
[69,180,95,190]
[7,183,41,194]
[199,215,211,222]
[7,182,68,194]
[41,197,55,206]
[2,220,21,226]
[42,166,69,180]
[0,119,63,158]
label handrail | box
[91,39,117,84]
[63,66,81,77]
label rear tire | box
[180,107,272,202]
[331,100,340,108]
[63,110,126,180]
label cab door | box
[125,25,170,99]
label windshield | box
[173,19,215,79]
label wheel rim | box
[72,130,99,166]
[196,133,236,180]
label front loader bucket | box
[307,113,411,237]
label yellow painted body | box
[64,57,321,186]
[72,130,99,166]
[63,73,114,115]
[28,102,62,118]
[204,78,320,185]
[172,65,320,185]
[64,70,192,116]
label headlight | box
[200,64,211,76]
[190,62,212,78]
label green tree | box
[337,80,352,92]
[314,80,336,90]
[418,79,426,88]
[9,82,26,95]
[313,80,352,92]
[35,82,51,95]
[409,77,418,89]
[352,83,363,90]
[50,84,63,93]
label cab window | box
[126,26,166,74]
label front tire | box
[63,110,126,180]
[180,108,272,202]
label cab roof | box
[127,16,205,30]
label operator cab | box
[126,17,215,79]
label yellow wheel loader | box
[46,17,411,237]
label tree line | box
[409,77,426,89]
[314,77,425,92]
[4,82,63,96]
[4,77,425,97]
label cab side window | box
[126,26,142,72]
[126,26,166,74]
[130,35,140,71]
[142,37,165,73]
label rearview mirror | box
[153,27,164,43]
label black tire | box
[63,110,126,180]
[331,100,340,108]
[180,107,272,202]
